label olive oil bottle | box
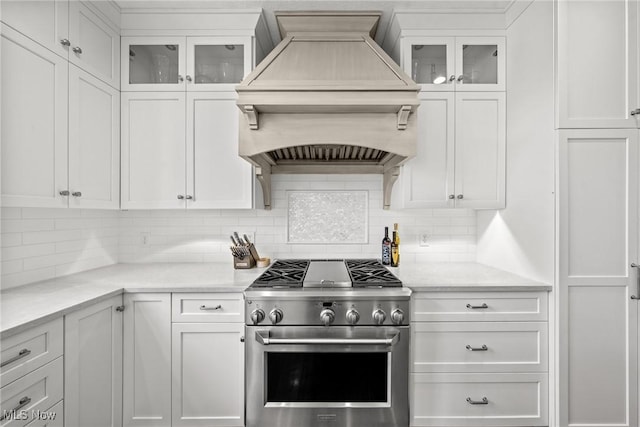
[391,223,400,267]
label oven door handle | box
[255,330,399,346]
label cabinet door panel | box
[123,294,171,427]
[403,37,455,92]
[0,0,69,58]
[402,92,455,208]
[68,65,119,209]
[454,37,505,91]
[557,0,639,128]
[122,37,187,92]
[172,323,244,426]
[121,92,186,209]
[558,129,639,427]
[186,93,252,209]
[65,295,123,427]
[1,25,68,208]
[186,36,252,92]
[68,2,120,89]
[454,92,505,209]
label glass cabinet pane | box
[461,44,498,84]
[411,44,448,85]
[194,44,244,84]
[128,44,180,84]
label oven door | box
[246,325,409,427]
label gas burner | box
[346,259,402,287]
[251,259,310,287]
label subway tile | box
[2,243,56,260]
[1,207,22,219]
[2,219,55,233]
[23,229,84,245]
[1,233,23,247]
[2,259,23,274]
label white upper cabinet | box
[556,0,639,128]
[404,36,505,91]
[0,0,69,58]
[68,1,120,88]
[122,36,251,92]
[401,90,505,209]
[1,25,69,208]
[68,65,120,209]
[1,0,119,88]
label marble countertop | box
[0,262,551,338]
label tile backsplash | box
[1,175,477,289]
[1,208,119,289]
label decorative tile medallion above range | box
[286,190,368,244]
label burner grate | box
[346,259,402,287]
[252,259,310,287]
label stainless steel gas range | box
[244,259,411,427]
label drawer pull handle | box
[466,303,488,309]
[0,396,32,421]
[466,397,489,405]
[200,304,222,311]
[1,348,31,368]
[466,344,488,351]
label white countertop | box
[0,262,550,338]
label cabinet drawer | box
[172,293,243,323]
[411,322,547,373]
[412,292,548,322]
[24,400,63,427]
[0,358,63,427]
[411,373,548,426]
[1,319,63,387]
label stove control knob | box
[372,309,386,325]
[391,309,405,325]
[250,309,265,325]
[269,308,284,325]
[320,308,335,327]
[345,309,360,325]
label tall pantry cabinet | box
[556,1,640,426]
[0,1,120,209]
[119,12,271,209]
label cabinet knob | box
[449,75,456,82]
[177,195,185,200]
[457,194,464,199]
[457,75,464,82]
[72,191,82,197]
[448,194,455,199]
[185,195,193,200]
[59,190,70,196]
[60,38,71,47]
[178,75,184,82]
[185,75,192,82]
[631,109,640,116]
[72,46,83,54]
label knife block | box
[232,243,260,269]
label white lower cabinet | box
[410,291,549,426]
[64,295,123,427]
[122,293,245,427]
[171,323,244,426]
[123,293,172,427]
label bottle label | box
[391,246,399,267]
[382,244,391,265]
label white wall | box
[119,175,477,264]
[1,208,119,289]
[476,0,555,285]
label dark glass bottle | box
[391,231,399,267]
[381,227,391,266]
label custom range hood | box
[236,11,420,210]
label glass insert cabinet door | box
[454,37,505,90]
[122,36,251,91]
[405,36,505,91]
[186,37,252,90]
[124,37,186,91]
[406,37,455,91]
